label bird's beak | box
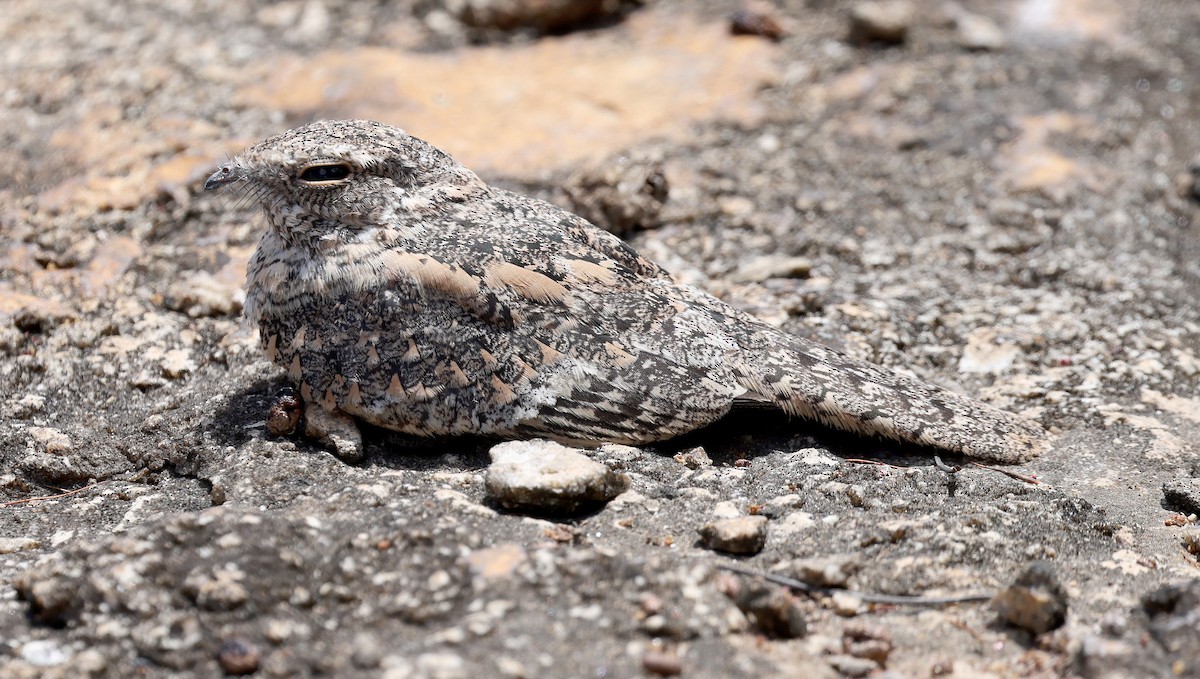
[205,163,244,191]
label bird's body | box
[207,120,1047,463]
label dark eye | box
[298,163,352,183]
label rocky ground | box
[3,0,1200,677]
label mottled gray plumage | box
[206,119,1048,463]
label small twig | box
[845,457,1040,486]
[844,458,908,470]
[969,462,1040,485]
[717,563,994,606]
[933,456,961,474]
[1,481,106,507]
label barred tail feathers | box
[736,327,1047,464]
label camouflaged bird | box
[205,119,1048,464]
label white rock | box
[20,639,70,666]
[956,12,1006,51]
[485,440,629,512]
[161,349,197,378]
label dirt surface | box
[3,1,1200,677]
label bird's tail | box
[732,325,1048,463]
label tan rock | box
[699,515,768,555]
[238,8,777,179]
[161,349,197,379]
[848,0,915,44]
[465,544,528,580]
[28,427,72,455]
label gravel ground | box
[3,0,1200,677]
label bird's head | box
[205,119,485,246]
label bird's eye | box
[298,163,352,184]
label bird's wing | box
[362,206,745,443]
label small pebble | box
[0,537,41,554]
[465,543,528,580]
[955,12,1006,51]
[958,328,1021,374]
[495,656,528,678]
[642,649,683,676]
[843,622,893,665]
[639,592,665,615]
[698,515,768,555]
[992,562,1068,634]
[730,1,787,40]
[160,349,197,378]
[787,555,861,588]
[731,582,808,638]
[218,637,261,675]
[848,0,914,44]
[673,446,712,469]
[28,426,72,454]
[831,591,863,616]
[352,633,383,669]
[20,639,69,667]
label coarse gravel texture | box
[3,0,1200,677]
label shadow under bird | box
[205,119,1048,464]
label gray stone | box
[731,581,807,638]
